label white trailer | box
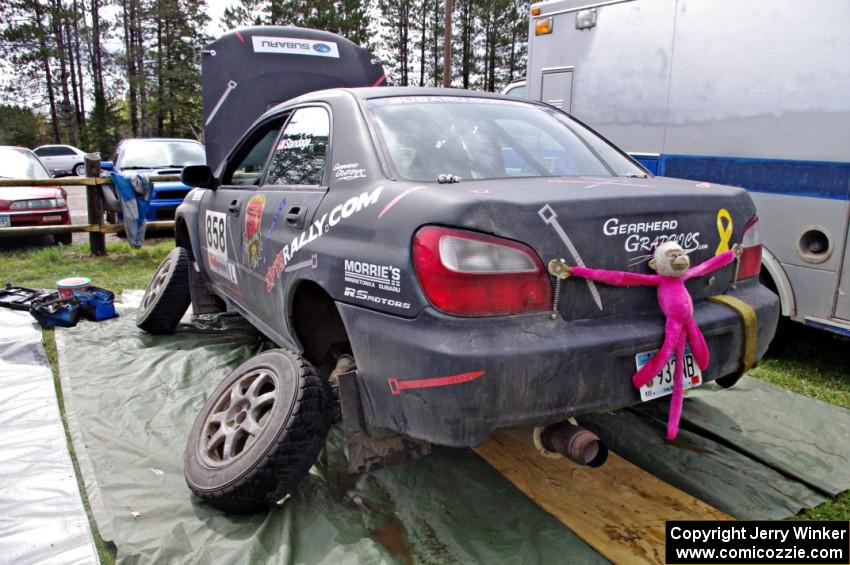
[524,0,850,335]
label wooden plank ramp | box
[474,431,730,565]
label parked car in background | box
[102,138,206,222]
[33,144,88,176]
[0,146,72,244]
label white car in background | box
[33,144,88,176]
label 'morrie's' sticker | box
[252,36,340,58]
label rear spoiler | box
[201,26,386,172]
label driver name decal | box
[264,185,384,291]
[333,162,367,181]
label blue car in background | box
[102,138,206,222]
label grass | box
[749,322,850,520]
[0,239,174,291]
[2,241,849,560]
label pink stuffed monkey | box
[567,241,740,440]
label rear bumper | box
[338,280,779,447]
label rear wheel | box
[136,246,191,334]
[184,349,333,514]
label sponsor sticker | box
[264,186,384,292]
[602,216,706,265]
[279,137,312,150]
[252,36,340,58]
[344,287,410,309]
[344,260,401,293]
[243,194,266,269]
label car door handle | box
[228,198,241,216]
[286,206,307,229]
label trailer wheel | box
[136,246,191,334]
[184,349,333,514]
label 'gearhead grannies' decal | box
[264,185,384,292]
[252,36,340,58]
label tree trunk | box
[460,1,471,89]
[418,2,426,86]
[73,0,87,132]
[51,0,77,144]
[65,11,83,138]
[33,0,61,142]
[156,3,164,136]
[123,0,139,136]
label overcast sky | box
[207,0,238,35]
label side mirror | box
[52,169,72,178]
[100,161,114,171]
[182,164,217,189]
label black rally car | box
[136,28,778,514]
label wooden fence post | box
[85,153,106,256]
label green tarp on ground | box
[56,311,850,563]
[579,378,850,520]
[56,313,608,565]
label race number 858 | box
[205,211,227,255]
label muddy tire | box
[184,349,333,514]
[136,246,191,334]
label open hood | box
[201,26,386,172]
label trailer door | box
[540,67,573,112]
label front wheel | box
[184,349,333,514]
[136,246,191,334]
[73,163,86,176]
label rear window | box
[366,96,644,182]
[35,146,74,157]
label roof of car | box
[120,138,203,144]
[0,146,36,154]
[297,86,517,103]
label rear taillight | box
[738,215,761,280]
[413,226,552,316]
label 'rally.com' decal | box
[264,186,384,291]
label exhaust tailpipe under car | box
[533,421,608,468]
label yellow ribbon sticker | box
[715,208,733,255]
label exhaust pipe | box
[534,421,608,468]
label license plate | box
[635,345,702,402]
[0,214,9,228]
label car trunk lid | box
[444,176,755,321]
